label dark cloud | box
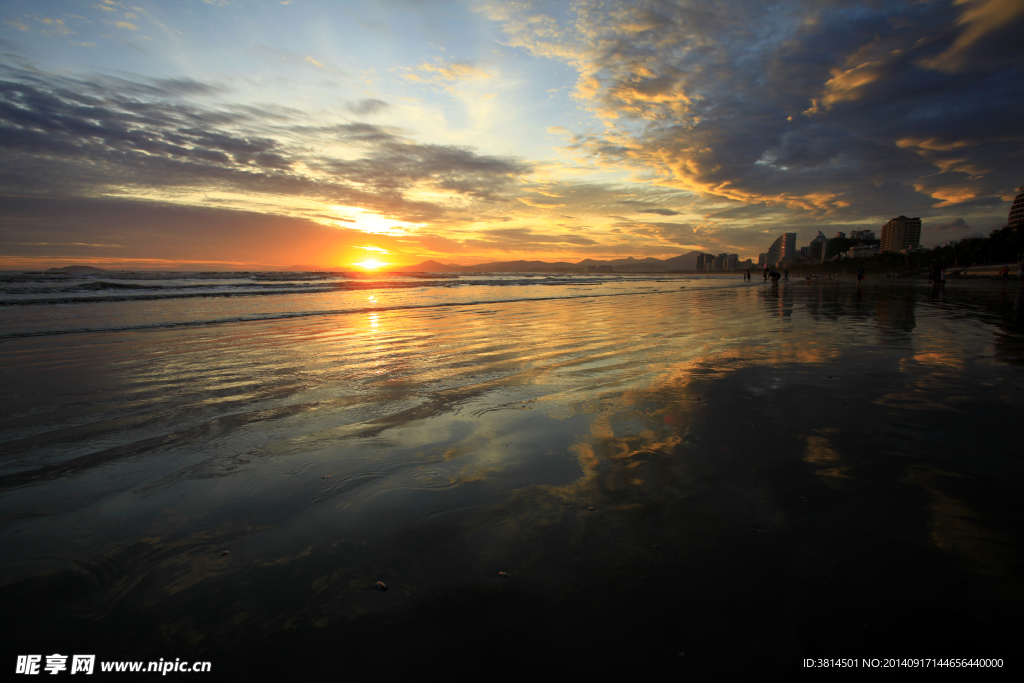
[482,227,599,246]
[0,65,530,223]
[320,129,530,201]
[503,0,1024,220]
[638,207,680,216]
[346,98,390,115]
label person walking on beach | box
[1001,264,1009,285]
[783,268,789,282]
[856,264,865,286]
[744,268,751,282]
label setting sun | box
[354,259,388,270]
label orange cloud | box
[920,0,1024,72]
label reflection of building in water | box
[760,283,795,318]
[881,216,922,253]
[765,233,796,267]
[1008,186,1024,229]
[873,288,917,346]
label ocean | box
[2,272,1022,677]
[0,270,693,338]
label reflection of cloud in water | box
[4,282,1024,670]
[902,467,1020,590]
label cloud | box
[38,18,74,37]
[919,0,1024,73]
[0,65,530,227]
[517,197,566,208]
[638,208,680,216]
[480,227,599,247]
[489,0,1024,221]
[346,98,389,116]
[400,59,493,93]
[411,60,491,82]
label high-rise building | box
[880,216,922,252]
[765,233,796,267]
[1008,186,1024,229]
[757,253,767,267]
[808,231,829,262]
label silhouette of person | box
[769,270,781,285]
[856,265,865,286]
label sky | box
[1,0,1022,270]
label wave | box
[0,289,675,339]
[0,275,681,305]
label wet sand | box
[2,281,1023,678]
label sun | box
[354,259,388,270]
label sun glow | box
[354,259,388,270]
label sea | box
[0,269,695,338]
[2,270,1023,677]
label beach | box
[2,276,1023,677]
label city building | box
[1008,186,1024,229]
[765,233,796,267]
[835,231,846,239]
[808,231,829,262]
[849,229,876,241]
[757,253,767,268]
[880,216,922,253]
[845,244,880,258]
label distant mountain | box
[390,251,711,273]
[576,251,704,271]
[462,260,579,272]
[45,265,106,273]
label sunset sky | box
[1,0,1022,270]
